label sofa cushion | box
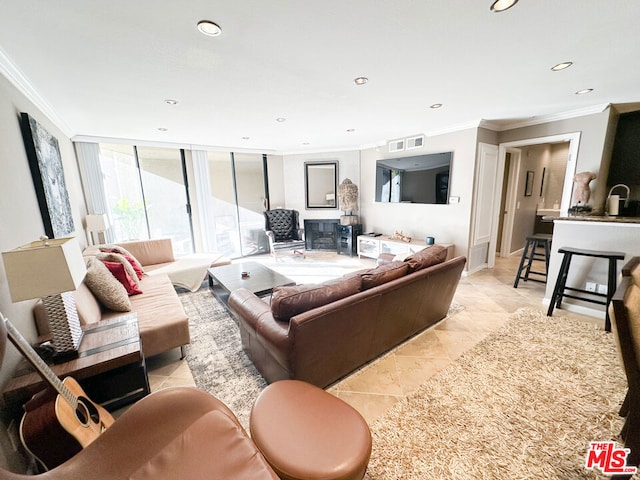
[359,261,409,290]
[83,257,132,312]
[74,282,102,325]
[97,252,141,286]
[115,239,175,267]
[404,244,448,273]
[270,275,361,322]
[101,273,190,358]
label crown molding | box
[425,119,483,137]
[0,47,74,138]
[280,146,363,156]
[480,104,611,132]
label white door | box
[471,143,500,269]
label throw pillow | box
[83,257,132,312]
[102,260,143,296]
[359,261,409,290]
[100,245,145,279]
[271,275,361,322]
[404,244,448,273]
[96,252,141,285]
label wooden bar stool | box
[546,247,625,331]
[513,234,552,288]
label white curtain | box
[191,150,216,252]
[74,141,114,243]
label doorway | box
[488,132,580,267]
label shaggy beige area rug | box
[365,307,630,479]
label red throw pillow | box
[102,261,143,295]
[101,247,144,279]
[121,253,144,279]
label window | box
[98,144,194,255]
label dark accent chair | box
[264,209,305,260]
[610,256,640,478]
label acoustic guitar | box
[1,314,114,470]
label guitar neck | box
[2,316,77,408]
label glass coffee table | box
[208,261,295,305]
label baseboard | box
[463,263,488,276]
[540,297,606,320]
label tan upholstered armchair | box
[0,316,279,479]
[264,209,305,260]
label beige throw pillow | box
[100,244,145,278]
[84,257,132,312]
[96,252,140,285]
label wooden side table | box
[2,314,150,412]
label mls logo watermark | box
[585,442,637,475]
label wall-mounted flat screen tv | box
[375,151,452,204]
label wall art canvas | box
[20,112,74,238]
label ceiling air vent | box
[388,139,405,153]
[406,135,425,150]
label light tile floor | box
[144,254,604,425]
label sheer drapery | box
[74,141,114,243]
[191,150,216,252]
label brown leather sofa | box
[229,246,466,388]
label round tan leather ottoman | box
[250,380,372,480]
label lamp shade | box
[85,213,108,232]
[2,237,87,302]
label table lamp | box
[85,213,108,245]
[2,236,87,362]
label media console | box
[357,235,454,260]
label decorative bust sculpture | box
[338,178,359,225]
[572,171,596,206]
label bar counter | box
[542,216,640,322]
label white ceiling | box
[1,1,639,154]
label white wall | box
[282,150,360,222]
[360,128,479,260]
[545,220,640,318]
[0,73,86,471]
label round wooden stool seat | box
[250,380,372,480]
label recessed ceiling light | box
[346,128,355,132]
[551,62,573,71]
[575,88,594,95]
[490,0,519,12]
[430,103,443,109]
[276,117,286,122]
[158,127,168,131]
[164,99,178,105]
[242,136,250,140]
[353,76,368,86]
[197,20,222,37]
[302,142,310,145]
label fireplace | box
[304,219,339,251]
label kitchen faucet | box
[607,183,630,215]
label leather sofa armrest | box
[228,288,290,351]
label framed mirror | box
[305,161,338,209]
